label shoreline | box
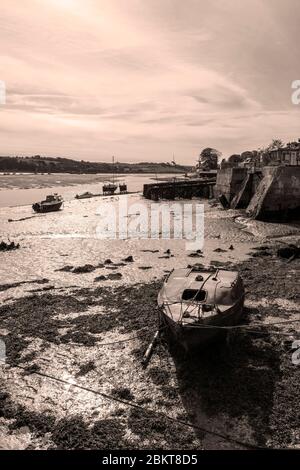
[0,172,182,191]
[0,173,164,208]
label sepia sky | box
[0,0,300,163]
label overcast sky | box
[0,0,300,164]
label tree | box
[241,151,254,161]
[266,139,284,151]
[198,147,221,170]
[228,154,242,165]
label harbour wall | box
[215,165,300,220]
[143,179,215,201]
[214,168,248,202]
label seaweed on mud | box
[128,407,167,435]
[147,366,172,386]
[55,265,74,272]
[172,331,282,447]
[22,363,41,375]
[74,281,162,337]
[72,264,96,274]
[188,252,203,258]
[50,416,129,450]
[60,330,99,346]
[0,390,56,436]
[0,381,131,450]
[64,312,116,335]
[76,360,96,377]
[248,251,272,257]
[160,385,179,401]
[107,272,122,280]
[127,407,199,449]
[241,250,299,305]
[268,344,300,448]
[0,278,49,292]
[123,256,134,262]
[29,285,55,292]
[0,385,132,449]
[56,263,106,274]
[252,245,270,251]
[0,292,99,363]
[0,281,162,364]
[94,275,107,281]
[111,387,135,401]
[21,351,38,363]
[4,333,31,365]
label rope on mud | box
[94,320,300,346]
[86,325,169,347]
[93,329,161,347]
[9,362,262,450]
[176,319,300,336]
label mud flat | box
[0,240,299,449]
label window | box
[182,289,206,301]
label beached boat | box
[119,182,127,193]
[103,182,118,195]
[102,155,119,195]
[75,191,94,199]
[158,266,245,350]
[32,193,63,213]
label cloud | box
[0,0,299,162]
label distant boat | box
[119,182,127,193]
[102,182,118,195]
[158,266,245,350]
[103,155,119,195]
[75,191,94,199]
[32,193,63,213]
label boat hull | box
[160,296,245,351]
[32,201,63,213]
[75,194,93,199]
[103,188,117,195]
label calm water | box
[0,173,163,207]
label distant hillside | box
[0,155,192,174]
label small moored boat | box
[32,193,63,213]
[103,155,118,195]
[103,182,118,195]
[119,182,127,193]
[158,266,245,350]
[75,191,94,199]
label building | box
[265,140,300,166]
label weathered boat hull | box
[75,193,93,199]
[103,188,117,195]
[32,201,63,213]
[160,296,245,351]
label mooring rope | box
[8,362,262,450]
